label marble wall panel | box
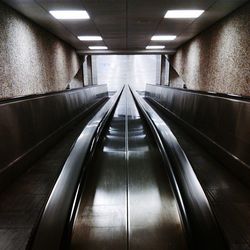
[0,2,81,100]
[170,2,250,96]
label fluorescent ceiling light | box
[146,45,165,49]
[49,10,90,20]
[89,46,108,50]
[78,36,103,41]
[165,10,204,18]
[151,35,176,41]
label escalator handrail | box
[130,86,227,250]
[31,86,124,250]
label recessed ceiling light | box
[49,10,90,20]
[89,46,108,50]
[151,35,176,41]
[165,10,204,18]
[146,45,165,49]
[78,36,103,41]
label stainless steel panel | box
[31,87,121,250]
[148,96,250,250]
[0,85,108,188]
[70,86,187,249]
[145,84,250,181]
[71,91,127,250]
[126,89,187,250]
[132,87,227,250]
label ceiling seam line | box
[175,0,218,39]
[80,0,109,49]
[149,0,218,51]
[34,0,83,49]
[146,11,167,50]
[126,0,128,49]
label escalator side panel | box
[71,92,127,250]
[126,89,187,250]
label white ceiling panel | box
[2,0,248,53]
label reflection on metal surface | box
[71,89,127,250]
[31,87,123,250]
[0,85,108,190]
[126,88,187,250]
[131,86,228,250]
[70,86,187,250]
[145,84,250,175]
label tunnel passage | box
[0,1,249,249]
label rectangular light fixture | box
[165,10,204,18]
[146,45,165,49]
[78,36,103,41]
[49,10,90,20]
[89,46,108,50]
[151,35,176,41]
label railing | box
[146,83,250,101]
[130,86,228,250]
[145,83,250,187]
[30,86,124,250]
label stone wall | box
[0,2,82,100]
[170,2,250,96]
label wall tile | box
[0,2,81,100]
[171,2,250,96]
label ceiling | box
[3,0,248,54]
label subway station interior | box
[0,0,249,250]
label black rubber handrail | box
[30,86,124,250]
[130,86,228,250]
[146,83,250,101]
[0,84,108,104]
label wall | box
[92,55,161,91]
[0,2,82,100]
[69,66,84,89]
[170,2,250,96]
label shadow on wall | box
[170,2,250,96]
[169,64,185,88]
[68,65,84,89]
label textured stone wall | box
[0,2,81,100]
[170,2,250,96]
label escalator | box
[70,87,187,250]
[31,85,227,250]
[146,96,250,250]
